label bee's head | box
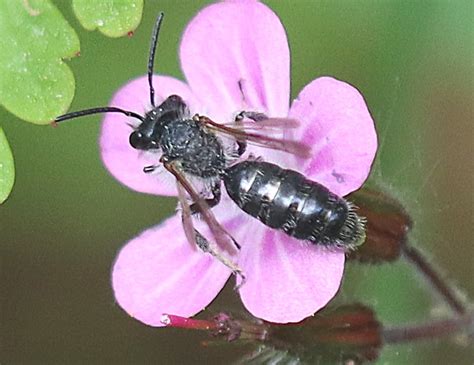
[128,94,189,151]
[129,130,159,150]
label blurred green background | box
[1,0,472,363]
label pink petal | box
[238,223,345,323]
[289,77,378,197]
[180,0,290,121]
[112,214,233,327]
[100,76,202,196]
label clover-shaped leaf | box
[0,0,80,125]
[0,127,14,203]
[72,0,144,38]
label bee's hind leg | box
[194,229,246,288]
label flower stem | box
[402,244,467,315]
[161,313,268,342]
[382,313,473,344]
[161,314,218,331]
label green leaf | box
[0,0,80,125]
[73,0,144,38]
[0,127,14,203]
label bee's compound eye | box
[168,95,183,102]
[129,131,143,149]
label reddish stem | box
[161,314,217,331]
[402,244,467,315]
[383,314,473,344]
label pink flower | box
[101,0,377,326]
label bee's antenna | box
[147,12,164,108]
[54,107,145,123]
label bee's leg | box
[234,111,269,156]
[168,159,241,253]
[194,228,246,286]
[236,80,268,122]
[236,111,269,123]
[234,111,247,156]
[143,164,160,173]
[178,185,245,285]
[190,182,221,214]
[236,140,247,157]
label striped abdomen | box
[223,161,366,249]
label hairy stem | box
[402,244,467,315]
[383,314,473,344]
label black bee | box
[224,160,366,249]
[54,13,366,278]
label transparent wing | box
[223,117,301,130]
[164,159,244,280]
[176,182,199,251]
[196,115,311,158]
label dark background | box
[1,1,473,363]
